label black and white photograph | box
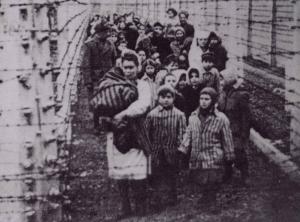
[0,0,300,221]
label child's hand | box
[113,111,127,125]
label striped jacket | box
[145,105,186,166]
[90,67,138,117]
[178,109,234,169]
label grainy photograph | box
[0,0,300,221]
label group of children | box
[87,9,251,219]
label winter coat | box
[170,37,193,57]
[91,67,152,155]
[207,32,228,72]
[150,35,172,63]
[182,85,201,118]
[81,35,117,86]
[181,23,195,38]
[218,85,251,140]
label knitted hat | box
[201,52,215,62]
[157,85,175,97]
[200,87,218,105]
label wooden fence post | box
[287,0,300,163]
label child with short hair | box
[200,52,220,93]
[145,85,186,209]
[163,73,186,113]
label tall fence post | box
[287,0,300,163]
[270,0,277,67]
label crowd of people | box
[81,8,251,220]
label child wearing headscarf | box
[178,87,234,211]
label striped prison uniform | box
[145,105,186,167]
[178,109,234,170]
[90,67,138,117]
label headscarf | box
[188,30,210,69]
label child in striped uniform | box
[145,85,186,210]
[178,87,234,212]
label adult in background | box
[178,10,195,38]
[218,69,251,185]
[207,31,228,72]
[81,21,117,130]
[170,26,193,58]
[150,22,172,64]
[92,52,154,219]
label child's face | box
[138,50,146,63]
[138,25,145,35]
[190,72,200,87]
[178,75,187,89]
[145,65,155,76]
[118,43,127,52]
[165,75,177,88]
[175,31,184,41]
[167,11,175,18]
[197,37,207,48]
[199,94,212,110]
[154,26,163,36]
[159,93,174,108]
[202,60,214,71]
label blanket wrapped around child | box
[90,67,152,156]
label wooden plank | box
[250,129,300,184]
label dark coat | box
[150,35,172,63]
[170,37,193,57]
[181,23,195,38]
[92,67,152,155]
[218,85,251,140]
[125,27,139,50]
[182,85,201,118]
[81,35,117,86]
[174,91,186,114]
[207,32,228,72]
